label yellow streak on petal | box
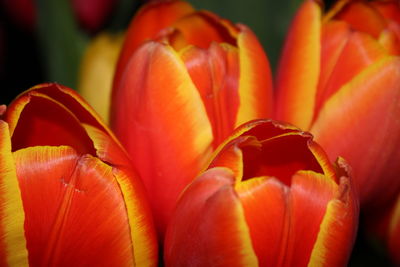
[237,25,273,126]
[234,197,259,267]
[0,121,29,266]
[113,169,158,267]
[275,0,321,130]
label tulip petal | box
[379,27,400,55]
[311,56,400,206]
[6,92,95,155]
[275,0,321,129]
[114,0,194,91]
[287,171,338,266]
[180,43,240,146]
[371,1,400,25]
[0,121,28,266]
[81,124,158,266]
[315,31,387,113]
[14,146,137,266]
[171,11,237,50]
[309,176,358,267]
[335,1,386,38]
[236,177,287,267]
[316,20,351,111]
[164,167,258,266]
[236,24,273,126]
[111,41,213,236]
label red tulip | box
[111,0,273,237]
[274,0,400,208]
[0,83,158,266]
[165,119,358,267]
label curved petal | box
[335,1,387,38]
[5,93,95,155]
[113,0,194,92]
[315,31,387,114]
[309,175,358,267]
[275,0,321,130]
[180,43,240,147]
[0,121,28,266]
[371,1,400,25]
[111,41,213,237]
[14,146,138,266]
[81,124,158,265]
[311,56,400,207]
[286,171,338,266]
[236,177,287,267]
[164,167,258,267]
[236,24,273,126]
[316,20,351,112]
[171,11,237,49]
[379,27,400,55]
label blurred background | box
[0,0,395,265]
[1,0,304,104]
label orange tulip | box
[165,119,358,267]
[111,0,273,237]
[274,0,400,208]
[0,83,157,266]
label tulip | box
[111,0,273,237]
[78,32,124,123]
[0,83,157,266]
[165,119,358,267]
[274,0,400,208]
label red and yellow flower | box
[0,83,157,266]
[111,0,273,237]
[274,0,400,208]
[165,119,358,267]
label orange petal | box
[164,167,258,266]
[370,1,400,25]
[6,92,95,155]
[171,11,237,49]
[14,146,138,266]
[311,56,400,207]
[236,177,287,267]
[315,31,387,114]
[113,0,194,91]
[379,27,400,55]
[111,42,213,237]
[316,20,351,112]
[236,24,273,126]
[0,121,28,266]
[180,43,240,147]
[275,0,321,130]
[335,1,387,38]
[309,175,358,266]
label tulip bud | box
[274,0,400,209]
[165,119,358,267]
[111,0,273,237]
[0,83,158,266]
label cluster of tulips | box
[1,0,400,266]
